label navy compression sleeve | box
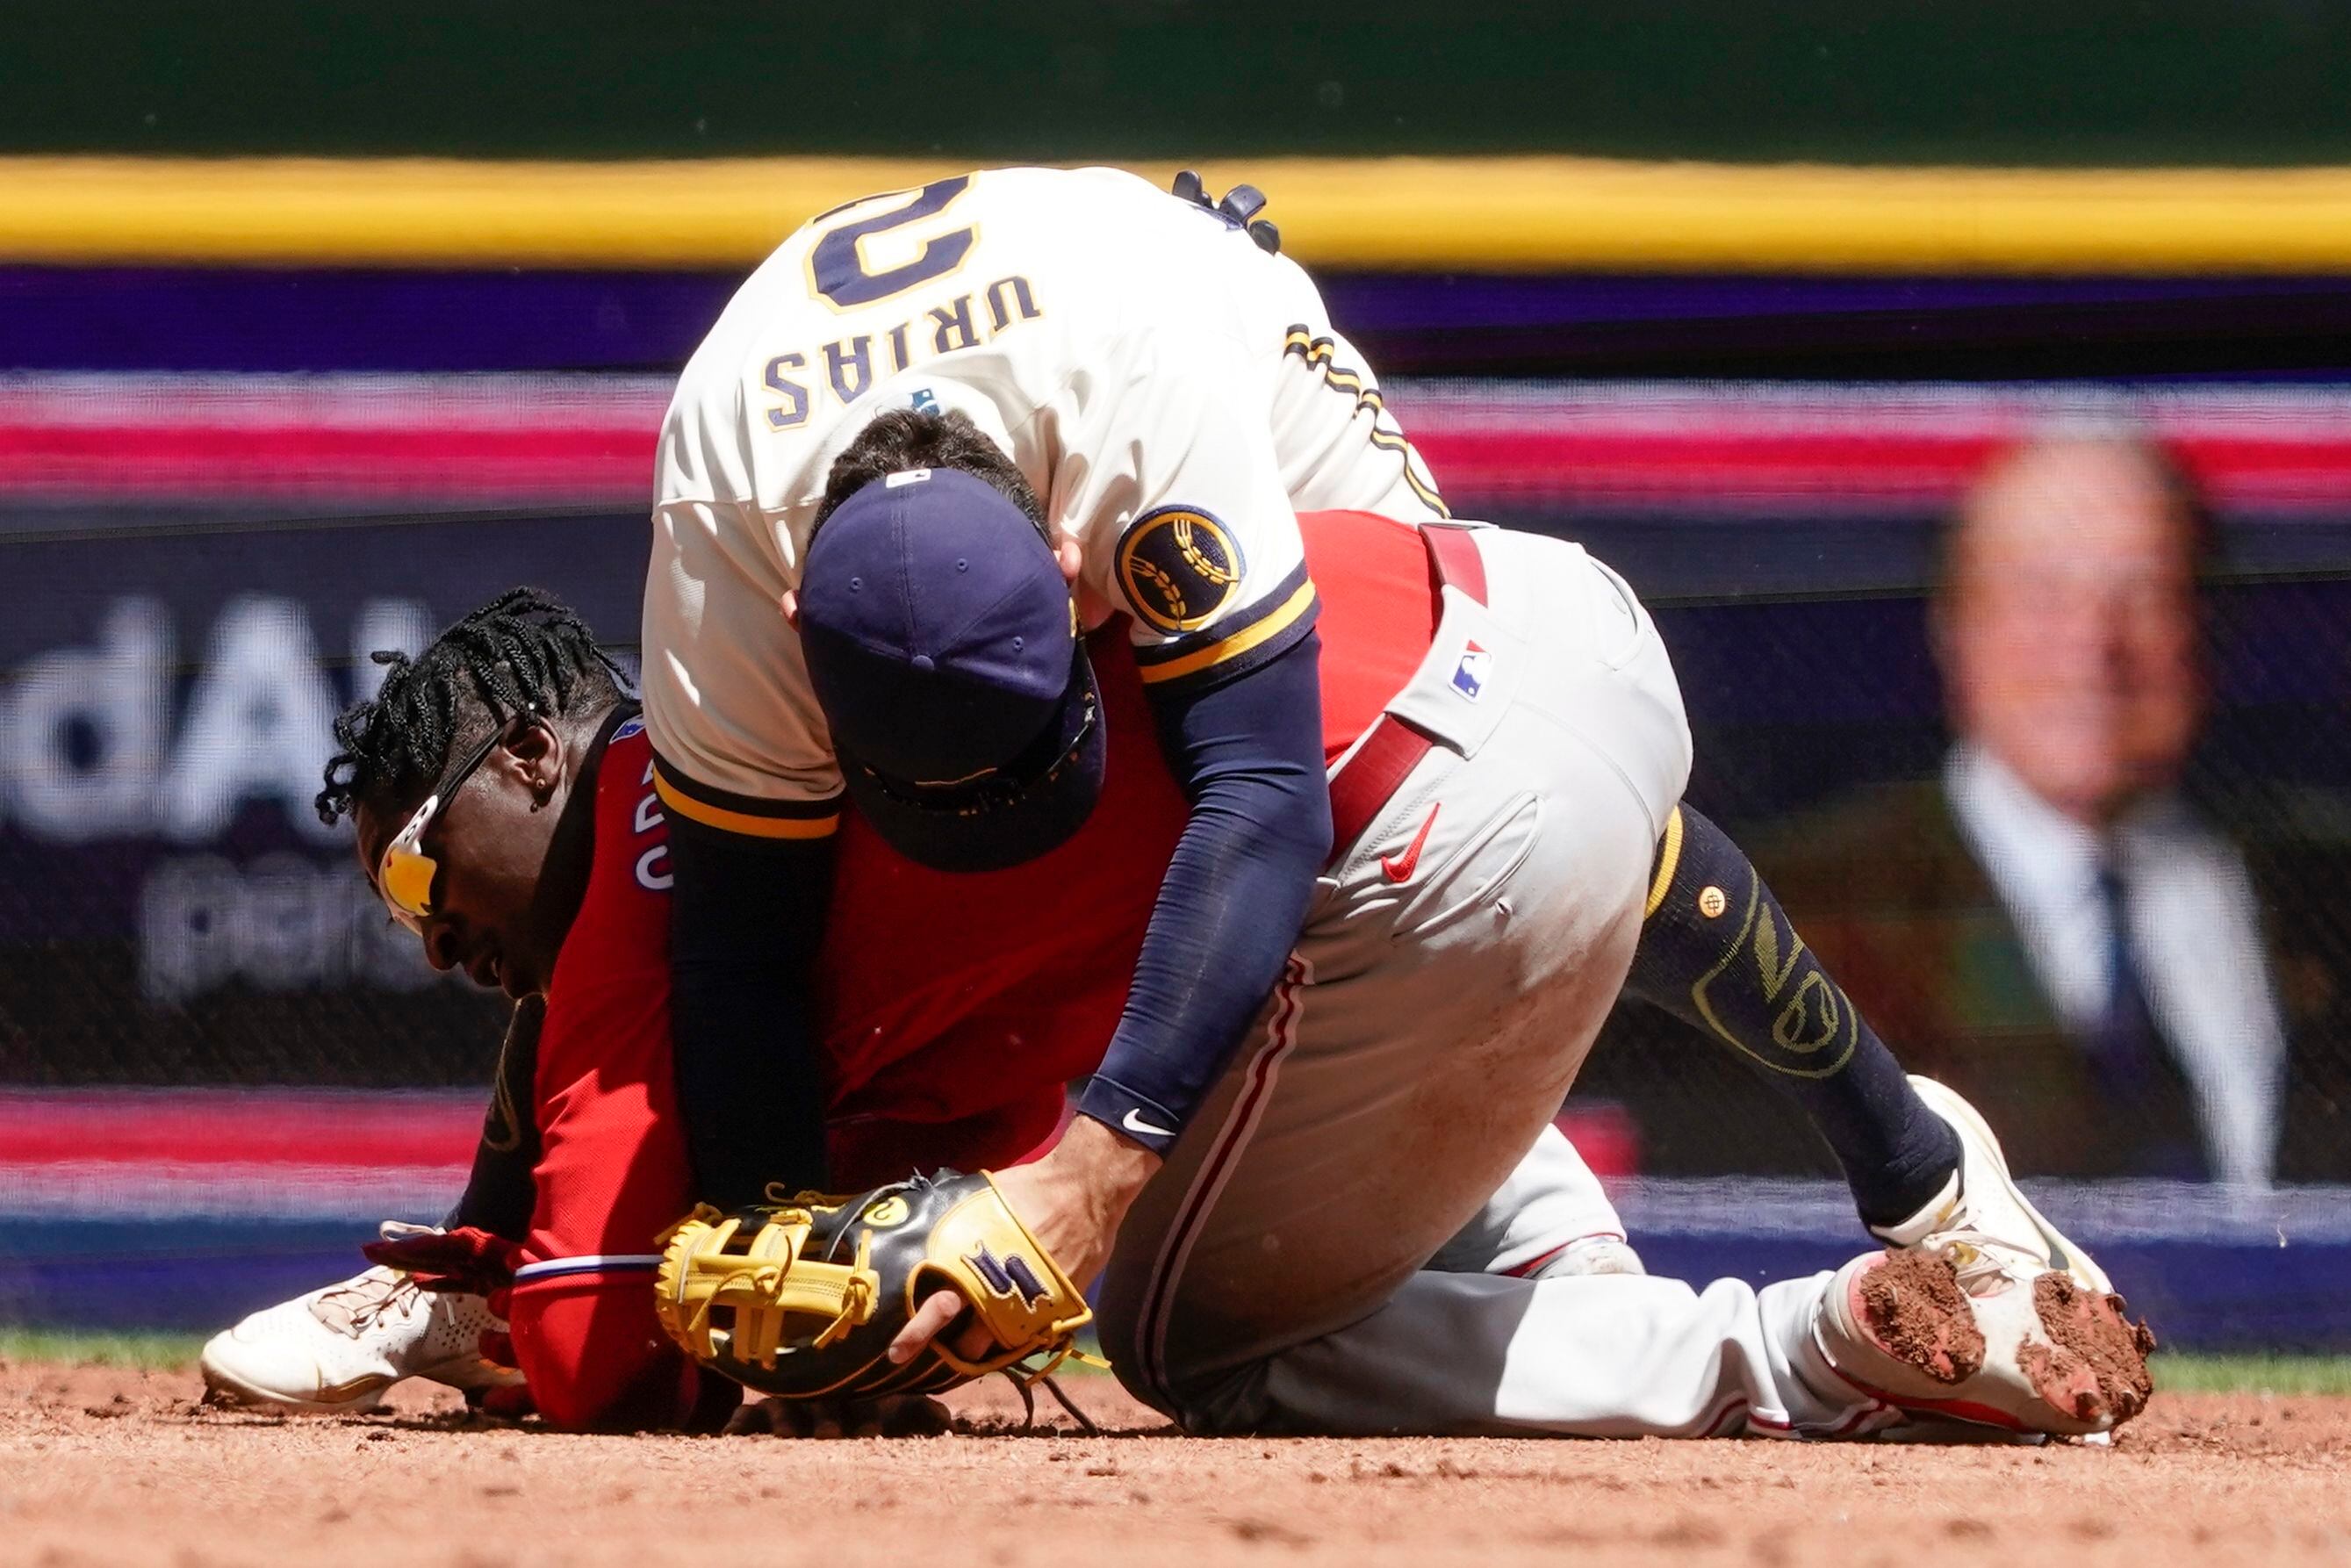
[662,824,833,1205]
[445,996,543,1240]
[1076,631,1333,1149]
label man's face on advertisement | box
[1939,438,2206,826]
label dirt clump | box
[1859,1248,1986,1383]
[2021,1274,2158,1426]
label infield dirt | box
[2,1357,2345,1568]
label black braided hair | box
[316,586,627,828]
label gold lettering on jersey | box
[929,295,978,355]
[825,336,874,405]
[984,276,1042,334]
[764,276,1046,433]
[764,353,811,431]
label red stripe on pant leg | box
[1505,1233,1628,1279]
[1133,955,1309,1410]
[1821,1357,2026,1433]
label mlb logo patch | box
[1451,643,1492,701]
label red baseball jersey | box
[507,639,1191,1427]
[507,508,1440,1428]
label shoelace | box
[311,1270,424,1338]
[1917,1209,2045,1297]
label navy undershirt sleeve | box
[661,823,834,1205]
[445,996,543,1240]
[1076,630,1333,1151]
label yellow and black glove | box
[653,1169,1092,1399]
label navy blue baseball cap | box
[798,466,1104,873]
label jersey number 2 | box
[809,176,975,309]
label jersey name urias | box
[641,164,1445,838]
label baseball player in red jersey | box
[284,595,1195,1428]
[487,701,1163,1430]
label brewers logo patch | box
[1117,507,1246,635]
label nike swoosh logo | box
[1381,802,1441,883]
[1121,1108,1177,1140]
[312,1373,395,1404]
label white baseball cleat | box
[1815,1248,2154,1439]
[199,1263,518,1414]
[1870,1075,2112,1295]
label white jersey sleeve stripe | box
[512,1254,666,1283]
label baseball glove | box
[652,1169,1092,1399]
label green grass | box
[2149,1353,2351,1397]
[0,1327,208,1371]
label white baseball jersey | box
[640,164,1445,837]
[633,169,1908,1443]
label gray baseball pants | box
[1093,527,1878,1438]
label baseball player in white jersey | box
[639,163,1637,1267]
[629,163,2149,1440]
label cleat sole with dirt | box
[1818,1249,2157,1439]
[1855,1248,1985,1384]
[2022,1273,2157,1428]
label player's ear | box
[780,588,802,630]
[1056,537,1082,585]
[500,716,566,805]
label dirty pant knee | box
[1100,1334,1270,1435]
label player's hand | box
[886,1115,1161,1365]
[361,1222,522,1298]
[989,1115,1161,1298]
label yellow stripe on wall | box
[10,155,2351,273]
[1240,157,2351,275]
[0,157,947,270]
